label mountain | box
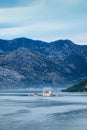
[0,48,69,88]
[62,79,87,92]
[0,37,87,89]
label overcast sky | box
[0,0,87,44]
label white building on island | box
[43,90,55,96]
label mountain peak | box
[51,39,75,45]
[0,37,87,88]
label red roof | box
[44,91,49,93]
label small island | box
[62,79,87,92]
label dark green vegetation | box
[0,37,87,89]
[62,79,87,92]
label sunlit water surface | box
[0,91,87,130]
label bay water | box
[0,91,87,130]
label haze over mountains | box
[0,37,87,89]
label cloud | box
[0,0,38,8]
[0,0,87,44]
[69,33,87,45]
[0,22,19,29]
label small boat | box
[33,93,41,96]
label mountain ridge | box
[0,37,87,89]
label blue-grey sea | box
[0,91,87,130]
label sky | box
[0,0,87,44]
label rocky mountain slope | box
[0,38,87,89]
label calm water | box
[0,91,87,130]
